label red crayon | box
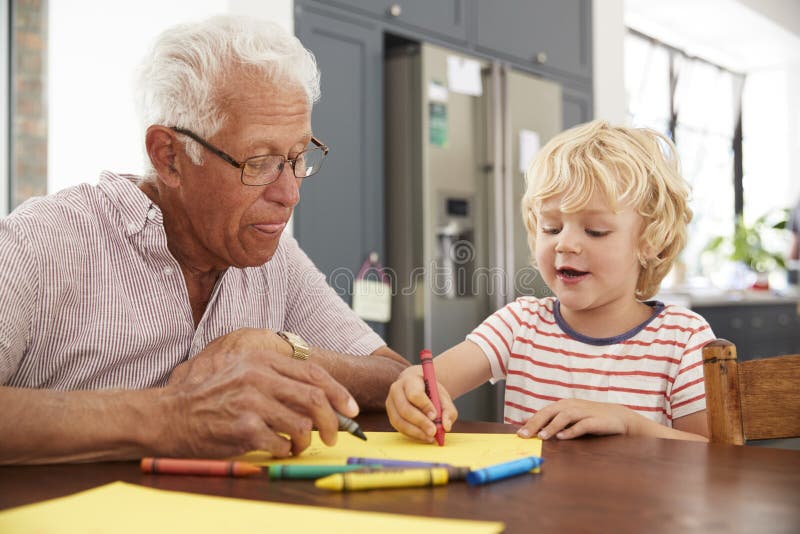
[140,457,262,477]
[420,349,446,446]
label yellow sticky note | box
[237,431,542,469]
[0,482,504,533]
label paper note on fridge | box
[519,129,541,173]
[447,55,482,96]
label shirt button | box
[127,223,137,233]
[147,207,157,220]
[164,266,174,276]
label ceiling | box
[624,0,800,72]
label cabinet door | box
[694,303,800,360]
[294,8,385,337]
[323,0,468,42]
[474,0,591,81]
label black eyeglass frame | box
[169,126,329,186]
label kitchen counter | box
[656,288,800,359]
[656,287,800,307]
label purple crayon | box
[346,457,453,468]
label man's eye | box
[586,229,610,237]
[246,159,274,172]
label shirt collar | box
[96,171,163,235]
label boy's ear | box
[145,125,182,188]
[638,242,660,267]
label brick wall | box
[12,0,48,208]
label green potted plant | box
[703,210,788,289]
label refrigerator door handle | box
[501,64,515,308]
[489,62,507,312]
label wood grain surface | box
[2,414,799,533]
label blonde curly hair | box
[521,120,692,300]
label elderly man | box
[0,16,408,464]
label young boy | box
[386,120,715,442]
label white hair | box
[134,15,321,172]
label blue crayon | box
[466,456,543,486]
[346,457,453,468]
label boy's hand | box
[516,399,633,440]
[386,365,458,442]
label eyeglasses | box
[170,126,329,186]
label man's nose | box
[264,163,300,207]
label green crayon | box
[268,464,383,480]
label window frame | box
[627,28,745,218]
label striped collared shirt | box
[468,297,715,426]
[0,172,385,389]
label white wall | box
[592,0,627,124]
[46,0,293,194]
[790,68,800,204]
[737,0,800,37]
[743,66,800,218]
[230,0,293,31]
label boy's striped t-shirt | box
[466,296,716,427]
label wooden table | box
[2,414,799,533]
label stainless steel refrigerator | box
[386,42,563,422]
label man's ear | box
[145,125,182,188]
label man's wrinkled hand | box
[162,328,359,458]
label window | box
[5,0,231,214]
[625,30,744,287]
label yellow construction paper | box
[0,481,504,534]
[237,431,542,469]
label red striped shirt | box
[467,297,715,427]
[0,172,385,389]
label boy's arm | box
[433,340,493,398]
[517,399,709,442]
[668,410,709,439]
[621,408,709,442]
[386,341,491,441]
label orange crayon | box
[140,457,262,477]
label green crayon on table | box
[268,464,383,480]
[315,467,451,491]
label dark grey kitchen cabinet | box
[293,7,386,338]
[473,0,592,82]
[323,0,468,42]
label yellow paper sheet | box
[238,431,542,469]
[0,482,503,534]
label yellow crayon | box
[315,467,450,491]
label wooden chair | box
[702,339,800,445]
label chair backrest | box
[702,339,800,445]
